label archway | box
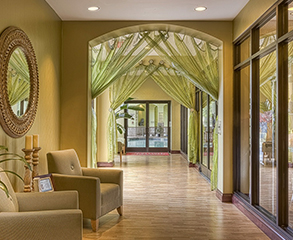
[89,24,222,185]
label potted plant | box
[0,145,30,197]
[115,98,145,135]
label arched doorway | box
[89,24,222,178]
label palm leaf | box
[0,170,24,182]
[0,145,8,151]
[115,112,134,119]
[0,180,9,198]
[117,123,125,134]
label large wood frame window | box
[200,91,217,179]
[233,0,293,238]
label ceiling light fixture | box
[88,6,100,11]
[195,6,207,12]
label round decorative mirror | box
[0,26,39,138]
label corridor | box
[83,154,269,240]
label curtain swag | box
[91,30,220,172]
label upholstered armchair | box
[47,149,123,232]
[0,168,83,240]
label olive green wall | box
[0,0,61,190]
[233,0,278,40]
[61,21,234,194]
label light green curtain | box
[211,118,218,190]
[260,51,276,104]
[91,32,161,99]
[146,63,199,163]
[145,32,219,100]
[107,64,153,161]
[91,32,160,165]
[8,48,30,106]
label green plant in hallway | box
[115,98,145,134]
[0,145,31,197]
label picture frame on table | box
[33,174,54,192]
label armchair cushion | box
[0,209,82,240]
[47,149,82,176]
[100,184,120,206]
[0,169,18,212]
[16,191,79,212]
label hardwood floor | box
[83,154,269,239]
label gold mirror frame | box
[0,26,39,138]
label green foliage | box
[115,98,144,134]
[260,99,272,113]
[0,145,31,197]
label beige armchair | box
[47,149,123,232]
[0,168,83,240]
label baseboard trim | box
[170,150,181,154]
[189,162,200,171]
[232,194,293,240]
[97,162,114,167]
[216,188,232,203]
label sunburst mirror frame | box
[0,26,39,138]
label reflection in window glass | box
[289,2,293,33]
[259,51,277,217]
[259,16,276,50]
[288,41,293,229]
[202,92,208,167]
[209,100,216,170]
[240,66,251,199]
[149,103,168,148]
[240,37,250,63]
[126,103,146,148]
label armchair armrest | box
[82,168,123,186]
[16,191,79,212]
[51,173,101,219]
[0,210,82,240]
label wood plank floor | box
[83,154,269,240]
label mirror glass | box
[8,48,30,117]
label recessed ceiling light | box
[195,6,207,12]
[88,6,100,11]
[289,7,293,11]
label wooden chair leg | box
[120,151,122,166]
[91,219,99,232]
[117,206,123,216]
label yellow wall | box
[233,0,278,40]
[131,78,181,151]
[0,0,61,191]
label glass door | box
[148,103,169,152]
[125,103,147,152]
[125,101,170,152]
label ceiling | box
[45,0,250,21]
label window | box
[201,92,217,178]
[234,1,293,237]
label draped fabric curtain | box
[107,65,152,161]
[91,30,220,169]
[144,32,219,100]
[8,48,30,106]
[145,63,199,163]
[260,51,276,104]
[91,32,161,99]
[91,32,160,165]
